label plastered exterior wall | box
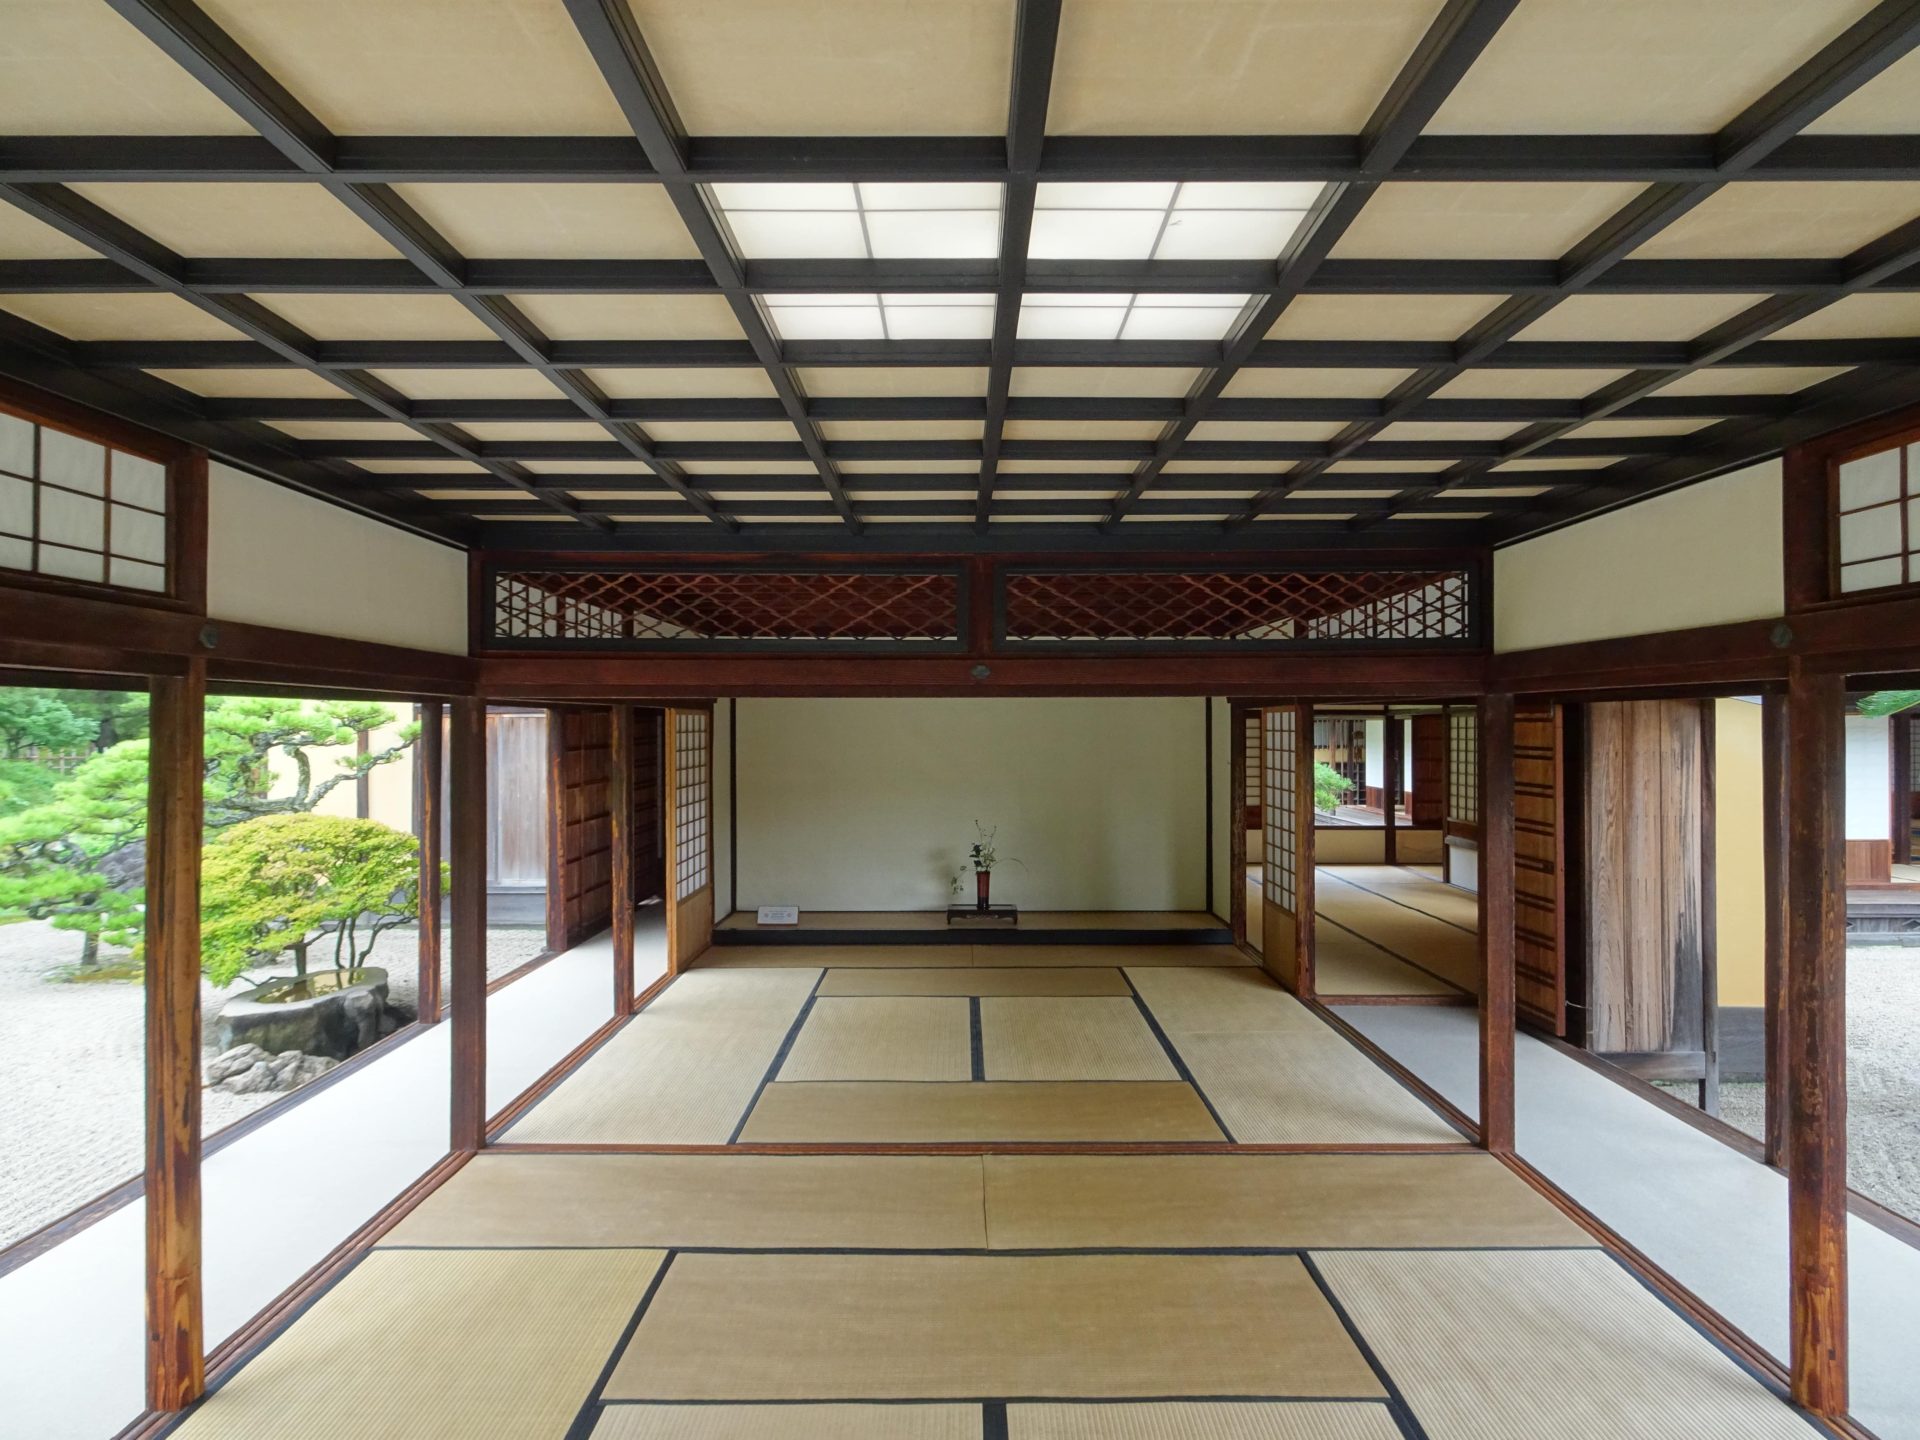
[1492,460,1784,653]
[1846,714,1892,840]
[735,698,1206,912]
[206,463,468,655]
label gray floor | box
[1335,1004,1920,1440]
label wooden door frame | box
[664,702,717,974]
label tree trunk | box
[290,938,309,978]
[80,929,99,967]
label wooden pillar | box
[448,697,489,1153]
[1785,664,1848,1418]
[1478,691,1516,1155]
[416,701,444,1025]
[1699,699,1720,1117]
[1762,692,1790,1167]
[1229,704,1247,945]
[1894,711,1913,867]
[1293,702,1316,996]
[145,659,205,1411]
[610,704,636,1015]
[1383,713,1402,866]
[543,708,567,954]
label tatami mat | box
[979,997,1179,1081]
[983,1154,1591,1250]
[699,945,959,968]
[1314,878,1479,994]
[1006,1403,1403,1440]
[819,967,1131,996]
[595,1406,982,1440]
[381,1153,989,1250]
[737,1080,1224,1143]
[507,969,817,1144]
[1326,867,1479,931]
[607,1253,1384,1401]
[1126,969,1460,1144]
[1314,918,1460,997]
[171,1249,661,1438]
[1314,1249,1822,1440]
[778,996,972,1082]
[978,944,1252,968]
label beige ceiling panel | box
[818,421,985,441]
[1327,459,1452,473]
[1633,183,1920,260]
[1565,417,1717,438]
[1002,420,1165,441]
[800,367,991,398]
[1773,294,1920,340]
[994,488,1123,500]
[461,422,610,442]
[1805,48,1920,133]
[1188,420,1344,442]
[1513,293,1769,342]
[1009,367,1202,398]
[1427,0,1881,134]
[268,420,419,441]
[1268,294,1504,341]
[1049,0,1444,134]
[847,489,977,502]
[1374,421,1525,442]
[1451,485,1551,497]
[589,368,780,398]
[365,369,567,400]
[998,459,1135,474]
[414,488,509,500]
[836,460,978,474]
[195,0,632,135]
[1652,365,1848,395]
[0,293,246,341]
[642,421,803,442]
[1224,368,1412,398]
[253,292,499,340]
[144,368,352,398]
[0,2,257,135]
[1138,489,1257,501]
[0,206,99,260]
[1332,183,1644,260]
[388,184,701,260]
[1161,459,1292,474]
[509,293,747,341]
[625,0,1015,135]
[1493,457,1618,471]
[1433,369,1629,398]
[67,183,401,259]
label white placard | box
[756,905,800,926]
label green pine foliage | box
[199,814,434,987]
[1313,761,1353,815]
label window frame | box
[0,389,204,614]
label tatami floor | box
[154,890,1829,1440]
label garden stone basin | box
[213,967,389,1060]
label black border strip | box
[714,923,1232,948]
[726,969,827,1144]
[970,996,986,1081]
[562,1250,679,1440]
[1297,1252,1434,1440]
[1118,969,1237,1144]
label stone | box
[205,1043,272,1085]
[209,1048,337,1095]
[212,967,391,1060]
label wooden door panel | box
[1513,701,1566,1035]
[665,705,715,973]
[1409,712,1447,826]
[1260,705,1314,994]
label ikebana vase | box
[976,870,992,910]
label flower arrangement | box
[947,820,1023,901]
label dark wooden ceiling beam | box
[978,0,1063,529]
[1101,0,1525,528]
[1238,0,1920,531]
[560,0,859,528]
[96,0,731,535]
[16,133,1920,186]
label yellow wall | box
[1492,460,1783,653]
[261,711,418,831]
[1714,698,1766,1008]
[735,698,1206,911]
[1210,697,1230,920]
[206,462,469,655]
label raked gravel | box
[1,918,548,1247]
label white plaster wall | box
[1845,714,1892,841]
[736,698,1206,911]
[1492,460,1784,653]
[206,463,468,655]
[1449,841,1480,894]
[1364,718,1385,788]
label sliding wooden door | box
[1514,701,1568,1034]
[1408,712,1447,826]
[664,705,715,973]
[1261,705,1315,994]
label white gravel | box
[0,916,550,1248]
